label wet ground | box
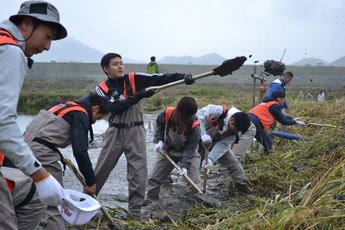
[18,114,236,227]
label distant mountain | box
[293,58,328,66]
[330,56,345,66]
[33,37,137,63]
[159,53,225,65]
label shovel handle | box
[146,71,214,93]
[156,150,203,194]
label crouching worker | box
[22,93,109,230]
[248,91,305,153]
[147,96,201,201]
[199,106,252,194]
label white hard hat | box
[58,189,101,225]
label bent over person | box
[23,93,109,230]
[147,96,201,200]
[249,91,305,153]
[0,1,68,229]
[199,107,252,194]
[94,53,195,217]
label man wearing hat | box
[0,1,67,229]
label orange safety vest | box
[97,72,137,98]
[249,101,279,131]
[0,151,15,192]
[0,30,18,192]
[207,105,228,130]
[164,107,200,135]
[49,101,88,117]
[0,29,18,47]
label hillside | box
[293,58,328,66]
[158,53,225,65]
[331,56,345,66]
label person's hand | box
[183,74,195,85]
[83,184,96,196]
[201,134,212,144]
[155,140,164,151]
[202,158,214,171]
[137,89,155,99]
[293,118,306,126]
[34,174,65,206]
[178,168,188,177]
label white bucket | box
[58,189,101,225]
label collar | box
[0,20,25,51]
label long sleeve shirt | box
[0,20,42,175]
[96,72,187,115]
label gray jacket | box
[0,20,42,175]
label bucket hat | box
[9,0,67,40]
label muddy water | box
[17,114,158,210]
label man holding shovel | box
[199,107,253,194]
[22,93,110,230]
[94,53,195,218]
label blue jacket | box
[266,79,288,109]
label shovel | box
[306,122,345,130]
[146,56,247,93]
[156,149,203,194]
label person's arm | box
[208,135,237,162]
[181,125,201,169]
[134,72,191,91]
[269,104,295,125]
[153,111,165,144]
[67,112,95,187]
[0,45,42,176]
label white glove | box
[202,158,214,171]
[178,168,188,177]
[155,140,164,151]
[201,134,212,144]
[293,118,306,126]
[35,174,65,206]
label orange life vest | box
[49,101,88,117]
[164,107,200,135]
[249,101,279,131]
[0,29,18,47]
[0,151,15,192]
[97,72,136,98]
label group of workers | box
[0,1,308,229]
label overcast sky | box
[1,0,344,64]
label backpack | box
[263,60,285,76]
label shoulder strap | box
[123,72,136,97]
[164,107,175,125]
[0,29,18,47]
[49,101,88,118]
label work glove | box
[201,134,212,144]
[155,140,164,151]
[293,118,306,126]
[178,168,188,177]
[136,89,155,99]
[183,74,195,85]
[35,174,65,206]
[202,158,214,171]
[213,56,247,77]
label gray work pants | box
[147,151,201,198]
[95,125,147,212]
